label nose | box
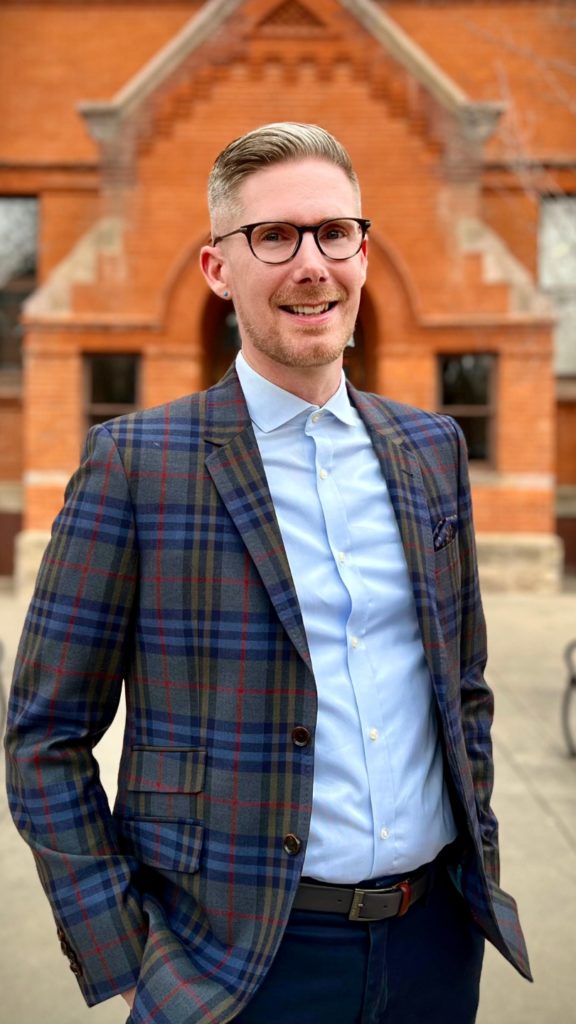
[289,230,329,284]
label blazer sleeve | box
[452,417,500,885]
[4,424,147,1006]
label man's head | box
[200,123,368,398]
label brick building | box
[0,0,574,588]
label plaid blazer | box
[5,365,530,1023]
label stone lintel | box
[0,483,23,514]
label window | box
[437,354,496,463]
[84,354,140,429]
[0,198,38,369]
[539,196,576,377]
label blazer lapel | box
[203,368,312,671]
[350,387,447,689]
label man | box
[6,123,530,1024]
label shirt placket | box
[307,413,395,875]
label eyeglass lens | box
[250,220,364,263]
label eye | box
[318,220,353,242]
[253,223,295,245]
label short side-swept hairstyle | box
[208,122,360,233]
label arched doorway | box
[201,287,378,391]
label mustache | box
[273,288,347,306]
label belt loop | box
[397,880,412,917]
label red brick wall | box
[0,397,23,481]
[41,192,101,279]
[558,403,576,486]
[0,3,200,164]
[482,187,539,280]
[389,1,576,163]
[0,0,564,541]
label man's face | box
[202,158,367,385]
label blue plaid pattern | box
[5,365,530,1024]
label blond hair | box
[208,122,360,233]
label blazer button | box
[291,726,311,747]
[69,960,83,977]
[283,833,302,855]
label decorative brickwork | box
[257,0,326,29]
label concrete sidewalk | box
[1,583,575,1024]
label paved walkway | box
[1,582,575,1024]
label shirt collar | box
[235,351,357,433]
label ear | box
[359,237,368,287]
[199,244,231,299]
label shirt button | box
[369,728,379,741]
[380,827,390,840]
[291,726,312,747]
[283,833,302,856]
[319,469,328,480]
[351,636,359,649]
[337,551,346,564]
[311,413,322,423]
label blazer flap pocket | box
[128,747,206,793]
[122,817,203,873]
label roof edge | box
[341,0,505,142]
[77,0,506,149]
[78,0,245,143]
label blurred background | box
[0,0,575,1021]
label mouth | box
[279,301,339,317]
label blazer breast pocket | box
[432,514,458,552]
[125,745,206,820]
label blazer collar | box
[203,365,312,670]
[348,383,445,688]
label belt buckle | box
[348,880,412,921]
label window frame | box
[83,352,141,431]
[436,353,497,467]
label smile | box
[280,301,338,316]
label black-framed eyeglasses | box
[212,218,371,265]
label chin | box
[282,342,347,369]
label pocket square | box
[433,515,458,551]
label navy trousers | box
[233,858,485,1024]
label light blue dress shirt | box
[236,352,457,883]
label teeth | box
[287,303,330,315]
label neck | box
[241,350,343,406]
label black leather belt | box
[292,867,429,922]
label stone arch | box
[160,230,212,351]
